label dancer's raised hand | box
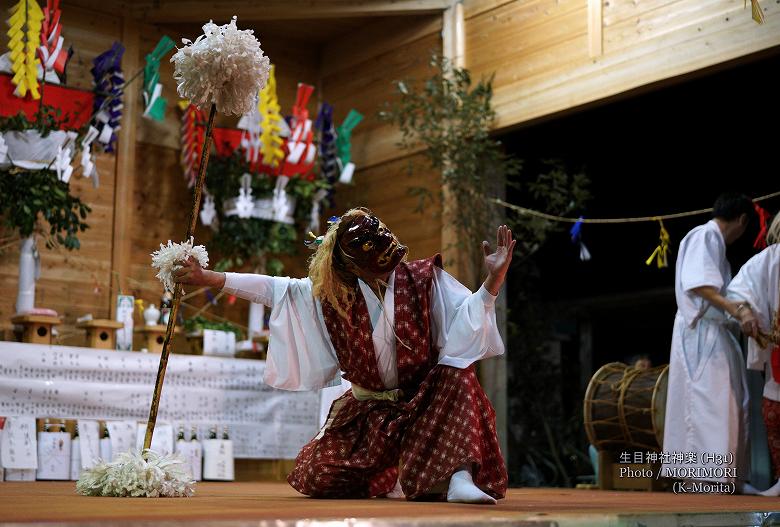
[483,224,516,296]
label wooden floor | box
[0,482,779,526]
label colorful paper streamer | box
[335,109,363,183]
[281,83,316,178]
[569,217,591,261]
[315,102,339,185]
[142,35,175,121]
[37,0,68,81]
[91,42,124,152]
[645,219,671,269]
[7,0,44,99]
[258,65,284,168]
[754,202,770,250]
[179,100,205,186]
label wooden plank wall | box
[0,4,121,343]
[320,15,444,261]
[463,0,780,130]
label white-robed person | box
[662,193,756,490]
[727,213,780,496]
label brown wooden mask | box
[336,214,407,280]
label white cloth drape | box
[662,220,749,482]
[223,267,504,391]
[727,244,780,401]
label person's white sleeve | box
[223,272,275,305]
[431,267,505,368]
[680,229,725,293]
[224,273,340,391]
[727,250,773,371]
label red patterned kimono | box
[287,255,507,500]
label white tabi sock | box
[759,478,780,497]
[738,481,760,495]
[446,469,496,504]
[385,478,405,499]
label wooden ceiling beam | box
[128,1,452,23]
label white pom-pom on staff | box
[172,16,271,117]
[77,17,269,498]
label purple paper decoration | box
[91,42,125,153]
[314,102,338,205]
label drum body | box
[583,362,668,452]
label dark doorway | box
[499,48,780,486]
[503,49,780,372]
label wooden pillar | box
[110,17,140,316]
[442,2,508,461]
[588,0,603,58]
[479,160,508,463]
[441,1,467,283]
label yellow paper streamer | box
[745,0,765,24]
[258,65,284,167]
[645,219,671,269]
[7,0,44,99]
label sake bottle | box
[99,423,112,462]
[70,424,81,481]
[189,425,203,482]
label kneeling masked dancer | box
[175,207,515,503]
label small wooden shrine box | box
[10,314,62,345]
[76,319,125,350]
[135,324,175,353]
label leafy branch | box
[380,54,591,285]
[0,104,92,251]
[0,168,91,250]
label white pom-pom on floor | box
[151,237,209,292]
[171,16,271,116]
[76,450,195,498]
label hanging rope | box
[493,190,780,225]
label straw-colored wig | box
[308,207,371,318]
[768,213,780,245]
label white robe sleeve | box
[431,267,505,368]
[677,226,728,327]
[727,249,774,371]
[680,228,726,293]
[222,273,341,391]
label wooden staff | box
[143,103,217,452]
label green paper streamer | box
[336,109,363,166]
[142,35,175,121]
